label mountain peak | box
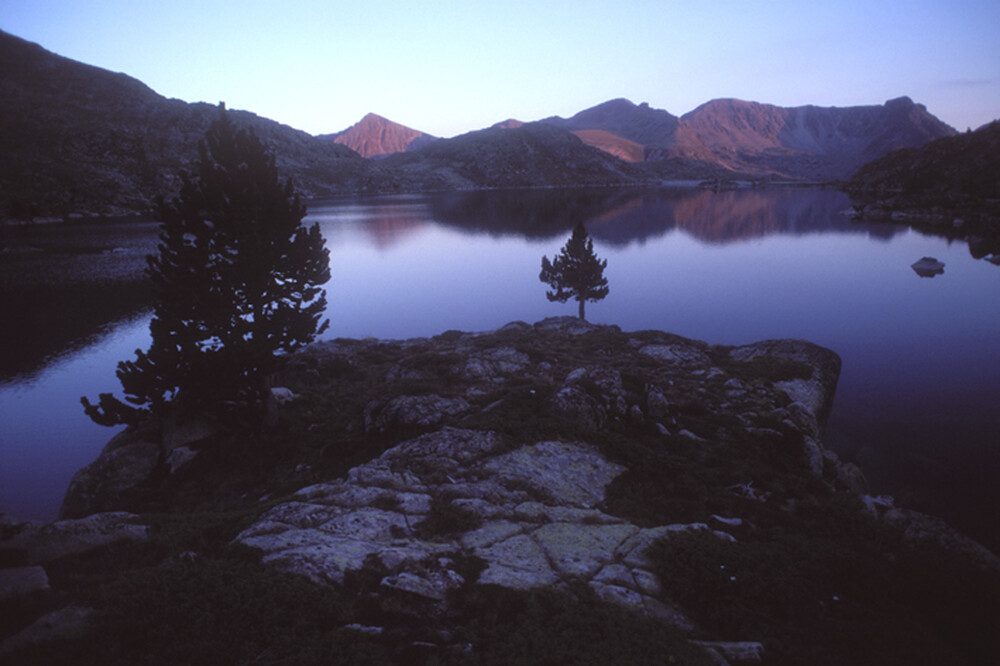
[541,98,679,147]
[322,113,436,158]
[492,118,525,129]
[884,96,915,108]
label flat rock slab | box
[0,512,149,564]
[236,427,730,623]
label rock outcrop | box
[229,317,857,651]
[6,317,998,663]
[238,428,704,627]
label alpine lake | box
[2,186,998,553]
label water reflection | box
[0,221,157,380]
[430,187,906,246]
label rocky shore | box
[2,318,998,664]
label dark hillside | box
[0,31,381,218]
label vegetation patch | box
[413,496,484,540]
[647,496,1000,665]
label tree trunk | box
[578,298,586,320]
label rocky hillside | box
[0,31,383,218]
[2,318,997,664]
[380,123,651,190]
[847,121,1000,244]
[319,113,438,159]
[543,98,682,147]
[850,120,1000,200]
[569,129,646,163]
[542,97,956,181]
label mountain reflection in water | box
[429,187,904,245]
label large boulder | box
[59,428,160,519]
[729,339,842,429]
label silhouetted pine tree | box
[83,105,330,425]
[539,222,609,320]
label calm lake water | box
[2,187,998,551]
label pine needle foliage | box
[539,222,609,320]
[83,105,330,425]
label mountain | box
[542,98,681,146]
[679,96,957,179]
[0,29,966,219]
[848,120,1000,241]
[318,112,437,158]
[568,129,645,163]
[542,97,957,181]
[850,120,1000,201]
[379,122,650,190]
[0,30,382,218]
[491,118,525,129]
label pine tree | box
[83,105,330,425]
[539,222,609,320]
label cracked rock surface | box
[238,427,704,624]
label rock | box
[644,382,673,421]
[480,441,626,508]
[0,566,49,601]
[825,452,868,494]
[567,367,628,415]
[533,316,607,336]
[549,385,606,429]
[0,606,93,656]
[476,533,560,588]
[802,437,825,475]
[463,346,530,381]
[234,430,705,621]
[639,343,711,365]
[861,494,895,518]
[370,394,471,432]
[162,415,217,453]
[59,428,160,518]
[911,256,945,277]
[691,641,765,663]
[380,570,464,601]
[166,446,198,474]
[881,508,1000,573]
[0,512,149,564]
[533,522,638,577]
[270,387,299,404]
[729,339,841,428]
[711,515,743,527]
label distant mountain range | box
[541,97,956,180]
[0,30,971,219]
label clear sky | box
[3,0,998,137]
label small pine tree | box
[83,105,330,425]
[539,222,609,320]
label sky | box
[2,0,998,137]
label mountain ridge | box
[0,29,971,219]
[540,96,957,180]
